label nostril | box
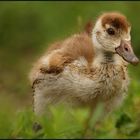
[124,47,128,51]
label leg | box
[32,79,53,132]
[82,106,95,138]
[82,102,107,138]
[33,92,48,116]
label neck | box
[92,46,126,68]
[103,51,114,63]
[93,47,114,66]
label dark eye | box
[107,28,115,35]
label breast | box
[89,63,130,100]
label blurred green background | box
[0,1,140,138]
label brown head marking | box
[101,12,130,32]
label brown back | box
[46,33,94,67]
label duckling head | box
[92,12,139,65]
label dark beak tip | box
[131,57,140,65]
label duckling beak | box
[115,40,139,65]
